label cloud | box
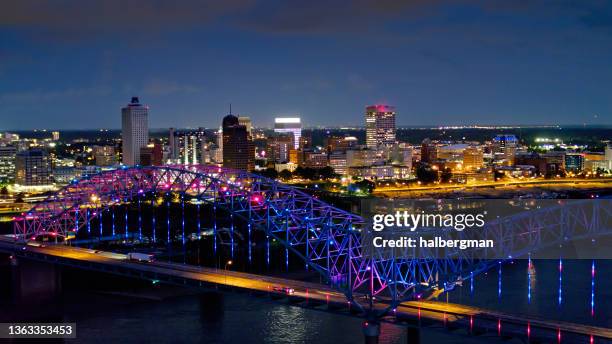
[239,0,440,35]
[280,77,333,92]
[0,0,255,41]
[0,86,112,103]
[141,79,204,96]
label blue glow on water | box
[75,209,79,232]
[99,210,103,237]
[166,200,170,244]
[470,271,474,296]
[112,209,115,236]
[266,235,270,267]
[591,260,595,317]
[181,195,185,246]
[230,213,234,258]
[213,206,217,254]
[124,200,128,238]
[558,258,563,306]
[138,198,142,241]
[152,206,156,243]
[498,261,502,301]
[527,254,532,305]
[248,222,252,264]
[197,203,201,234]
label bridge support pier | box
[10,257,62,304]
[362,321,380,344]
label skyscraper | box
[493,134,518,166]
[222,115,254,171]
[168,128,177,160]
[274,117,301,149]
[121,97,149,165]
[0,145,17,183]
[421,138,437,163]
[365,105,396,148]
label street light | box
[224,260,232,285]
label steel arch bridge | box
[12,165,612,315]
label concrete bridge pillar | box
[11,257,62,304]
[362,321,380,344]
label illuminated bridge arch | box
[12,165,612,314]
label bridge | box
[6,165,612,343]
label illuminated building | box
[140,143,164,166]
[346,149,386,167]
[0,145,17,182]
[492,134,518,165]
[168,128,177,160]
[15,149,54,191]
[121,97,149,165]
[51,131,60,141]
[238,116,252,137]
[267,133,294,163]
[365,105,396,148]
[463,146,484,171]
[564,153,584,173]
[222,115,254,171]
[93,145,116,166]
[329,151,348,175]
[167,128,211,165]
[301,151,327,168]
[274,117,301,149]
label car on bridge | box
[272,286,295,295]
[126,252,155,262]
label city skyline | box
[2,1,612,129]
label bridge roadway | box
[1,236,610,343]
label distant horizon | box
[3,124,611,132]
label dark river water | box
[7,259,606,344]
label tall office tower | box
[420,138,437,163]
[493,134,518,165]
[0,145,17,183]
[267,133,295,163]
[274,117,301,149]
[121,97,149,165]
[216,127,223,163]
[168,128,177,160]
[15,149,53,188]
[238,116,252,137]
[365,105,396,148]
[222,115,254,171]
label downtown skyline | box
[2,1,612,129]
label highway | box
[1,236,610,343]
[374,177,612,193]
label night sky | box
[1,1,611,129]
